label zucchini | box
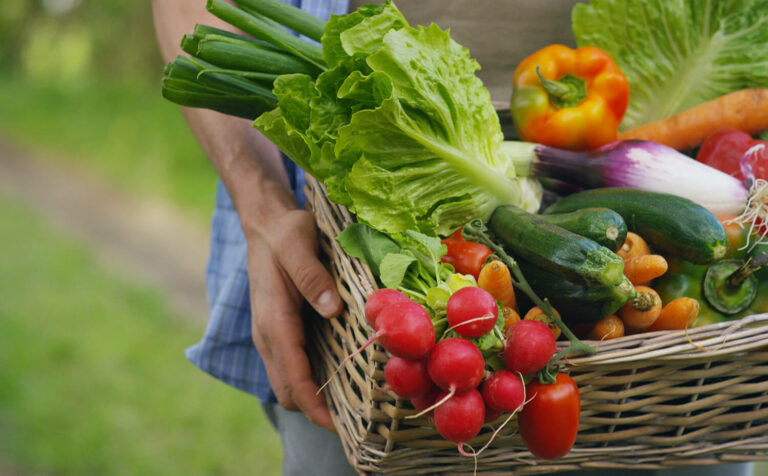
[544,188,729,264]
[488,205,625,287]
[518,259,636,323]
[539,208,627,252]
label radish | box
[411,386,441,415]
[484,404,502,423]
[481,370,525,413]
[446,286,499,338]
[375,301,435,359]
[503,320,556,375]
[364,288,409,327]
[384,356,434,399]
[428,337,485,394]
[433,389,485,453]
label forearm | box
[151,0,297,233]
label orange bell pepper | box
[510,44,629,151]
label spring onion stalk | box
[194,36,322,76]
[206,0,325,70]
[191,24,285,52]
[162,56,277,119]
[232,0,326,42]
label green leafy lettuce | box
[573,0,768,130]
[255,1,541,236]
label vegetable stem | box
[206,0,326,70]
[461,219,595,384]
[233,0,326,42]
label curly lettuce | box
[254,1,541,236]
[573,0,768,130]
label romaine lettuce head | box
[573,0,768,130]
[254,1,541,236]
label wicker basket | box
[305,176,768,475]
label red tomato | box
[440,238,492,279]
[518,373,580,459]
[697,128,768,182]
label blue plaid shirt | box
[185,0,350,402]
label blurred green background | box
[0,1,282,475]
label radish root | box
[733,179,768,249]
[405,386,455,419]
[317,330,382,395]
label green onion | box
[192,24,284,53]
[206,0,326,70]
[232,0,326,42]
[195,36,322,76]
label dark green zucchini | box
[518,259,636,323]
[544,188,728,264]
[539,208,627,252]
[488,205,625,287]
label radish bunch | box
[367,285,558,452]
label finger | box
[269,310,333,429]
[272,211,343,318]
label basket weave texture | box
[305,176,768,475]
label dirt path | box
[0,139,211,323]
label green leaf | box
[573,0,768,130]
[380,253,418,289]
[335,223,400,277]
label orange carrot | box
[616,232,650,261]
[645,297,700,332]
[524,306,562,340]
[624,254,668,285]
[587,315,625,341]
[502,306,521,331]
[478,260,517,310]
[618,89,768,150]
[618,286,662,331]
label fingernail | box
[316,290,338,317]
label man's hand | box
[247,209,343,430]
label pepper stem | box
[536,65,588,109]
[461,219,595,385]
[727,252,768,287]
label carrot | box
[523,306,562,340]
[624,254,668,285]
[502,306,521,331]
[618,286,662,331]
[587,315,624,341]
[618,89,768,150]
[478,260,517,310]
[616,232,650,261]
[645,297,700,332]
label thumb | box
[273,215,343,318]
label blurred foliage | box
[0,0,163,84]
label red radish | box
[446,286,499,338]
[484,404,502,423]
[503,320,556,375]
[364,288,409,327]
[481,370,525,413]
[384,356,434,399]
[411,386,441,415]
[428,338,485,393]
[433,389,485,451]
[375,301,435,359]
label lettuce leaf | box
[254,1,541,236]
[573,0,768,130]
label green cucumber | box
[544,188,729,264]
[488,205,625,287]
[518,259,636,323]
[539,208,627,252]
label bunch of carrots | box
[476,232,701,343]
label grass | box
[0,194,282,476]
[0,75,218,221]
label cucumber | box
[539,208,627,252]
[518,259,636,323]
[544,188,729,264]
[488,205,625,287]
